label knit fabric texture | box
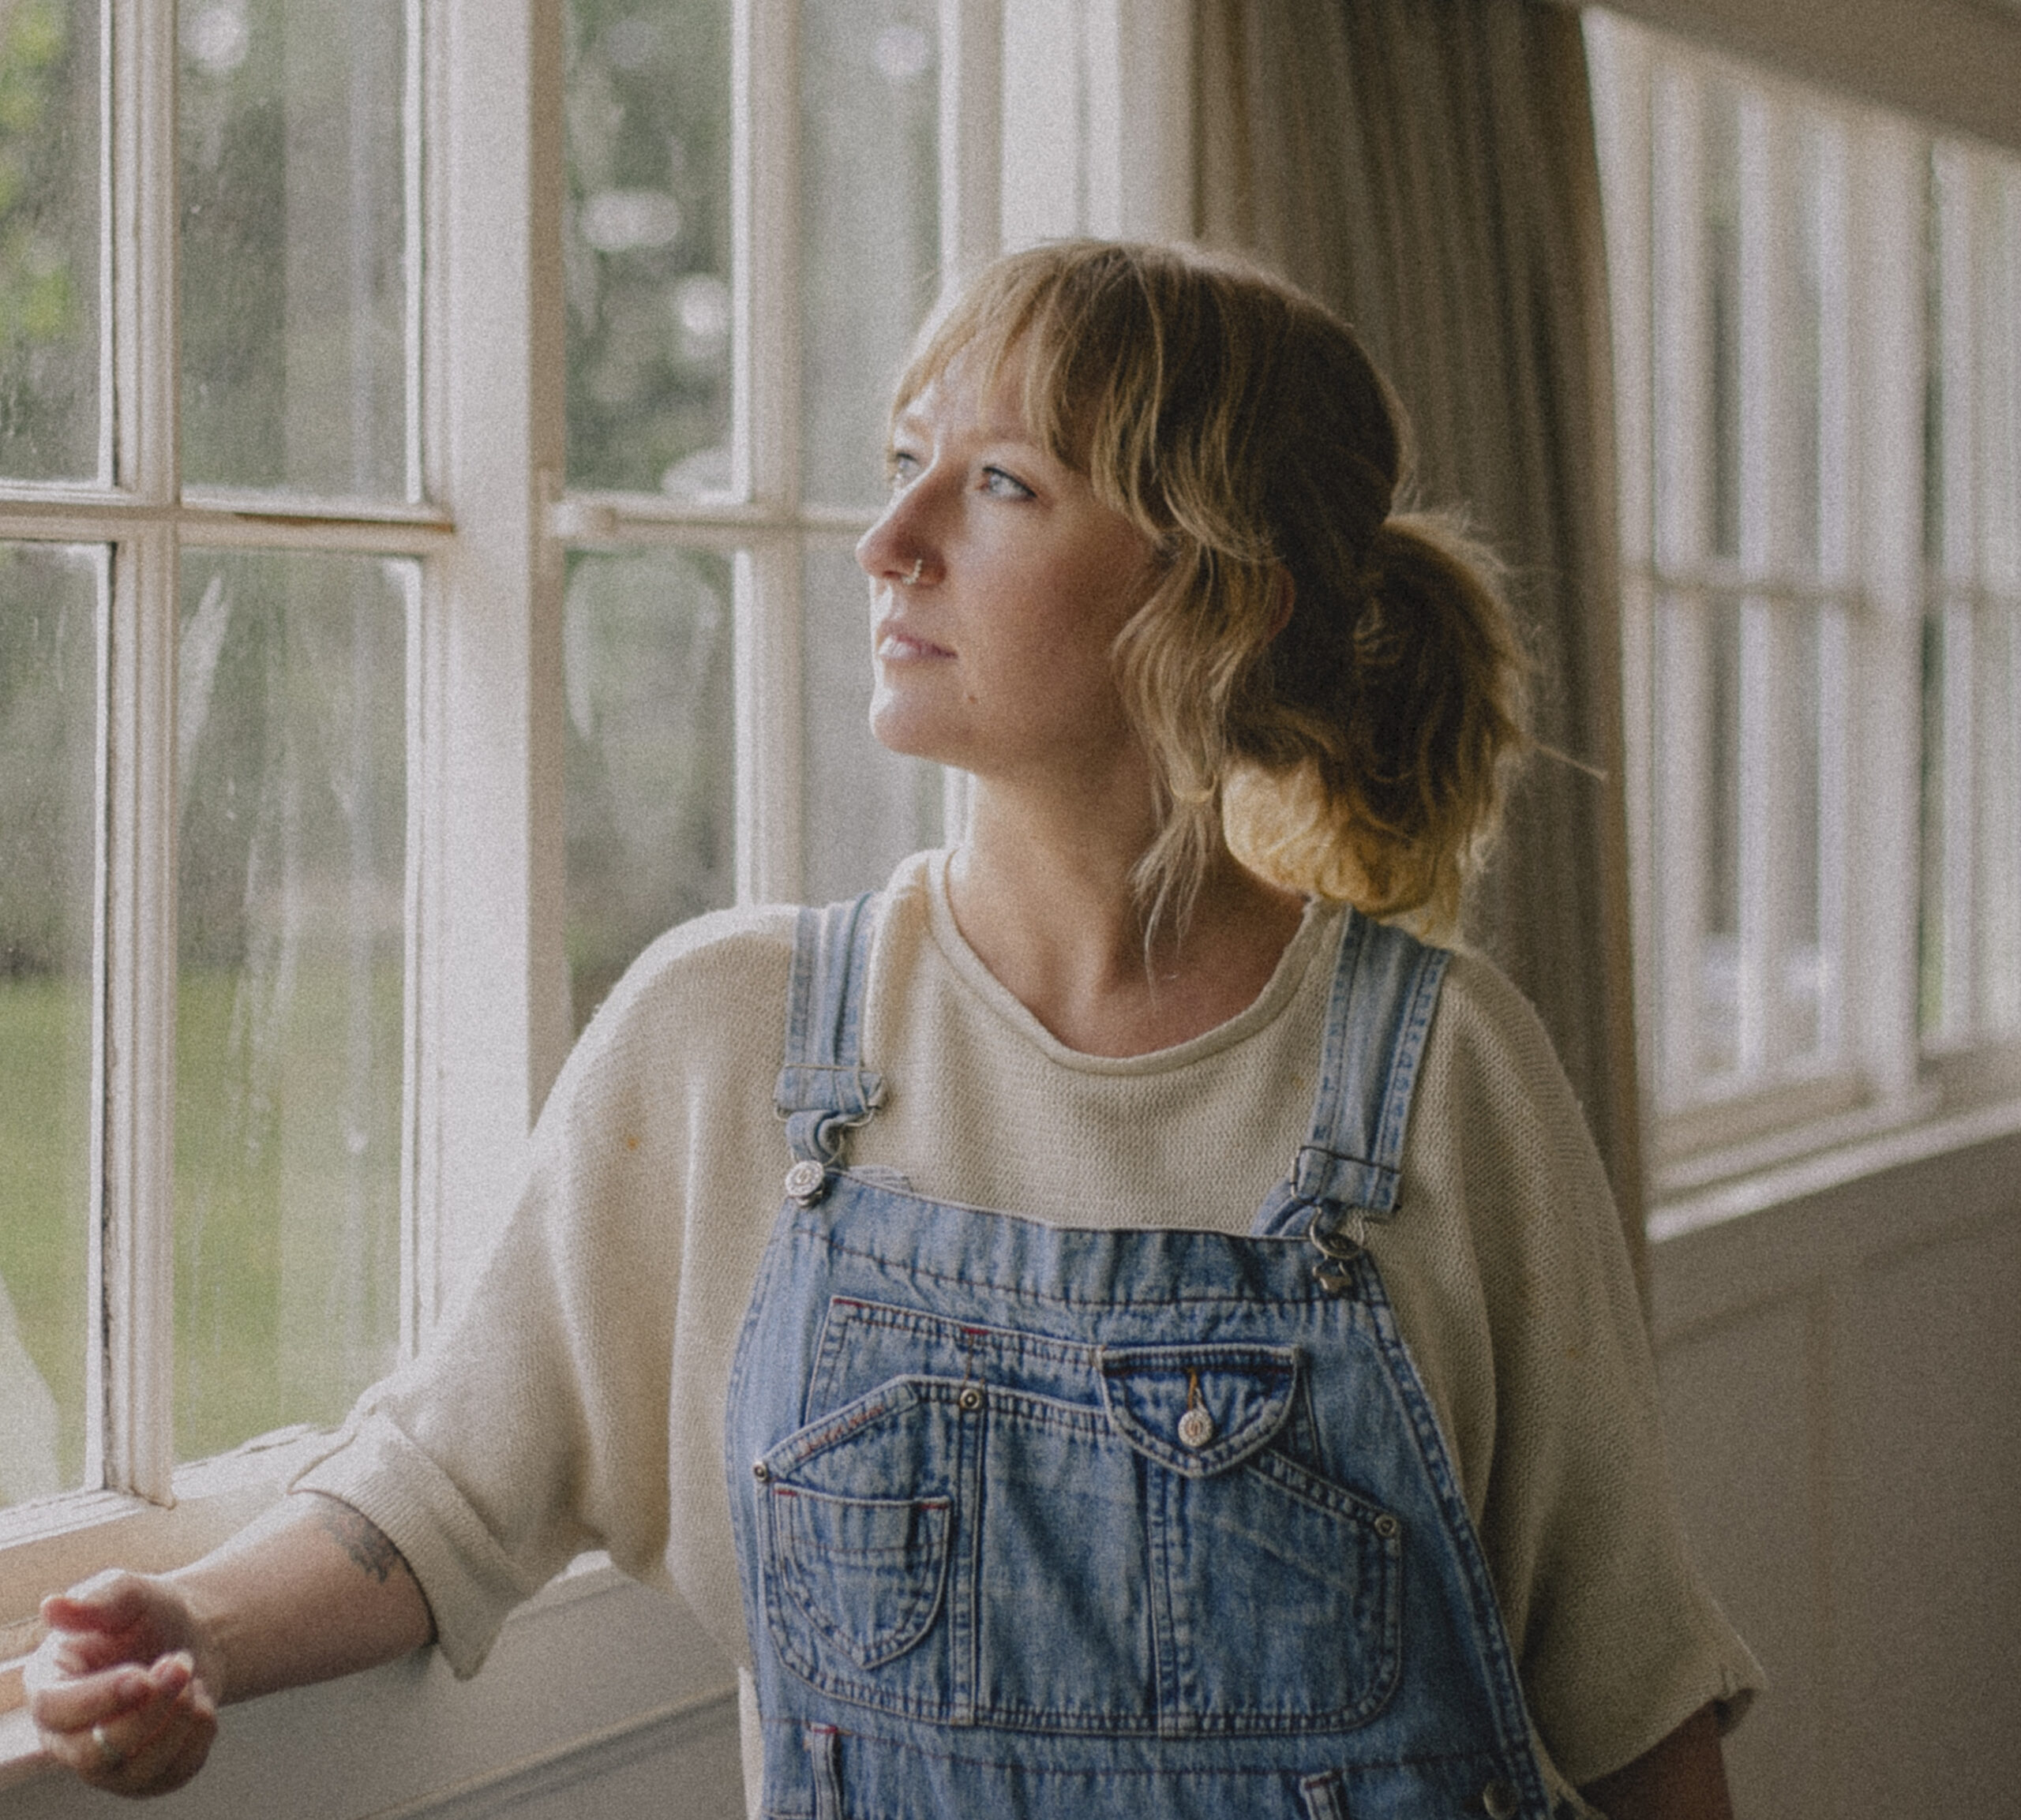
[296,848,1760,1799]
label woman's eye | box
[981,466,1034,500]
[886,450,921,490]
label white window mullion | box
[402,0,427,505]
[733,0,804,905]
[1650,66,1711,1103]
[1810,121,1854,1072]
[111,0,175,505]
[431,0,568,1294]
[95,0,181,1502]
[1733,92,1778,1077]
[1000,0,1087,247]
[939,0,1003,294]
[1847,118,1928,1106]
[1933,147,1978,1038]
[102,526,178,1502]
[1083,0,1191,243]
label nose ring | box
[906,557,923,586]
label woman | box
[28,242,1757,1816]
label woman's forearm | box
[169,1491,435,1705]
[28,1492,435,1796]
[1580,1704,1734,1820]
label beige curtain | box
[1195,0,1646,1280]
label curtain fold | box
[1196,0,1646,1279]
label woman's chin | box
[869,698,966,769]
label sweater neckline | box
[915,848,1342,1077]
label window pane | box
[803,543,940,901]
[0,544,98,1506]
[1976,603,2019,1034]
[801,0,939,509]
[563,546,733,1033]
[180,1,413,498]
[174,549,407,1463]
[1666,592,1743,1084]
[0,0,101,481]
[1919,604,1955,1036]
[563,0,733,497]
[1704,81,1742,564]
[1918,152,2021,1047]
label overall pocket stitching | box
[769,1485,954,1671]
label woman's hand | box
[24,1571,223,1796]
[22,1492,435,1799]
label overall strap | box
[1252,908,1451,1240]
[774,893,886,1167]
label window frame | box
[1587,11,2021,1197]
[0,0,1194,1776]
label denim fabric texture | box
[724,897,1556,1819]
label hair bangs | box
[891,244,1190,542]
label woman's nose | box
[857,483,930,583]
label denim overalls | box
[724,895,1557,1820]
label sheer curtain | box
[1194,0,1646,1272]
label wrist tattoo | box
[312,1496,407,1585]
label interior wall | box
[1649,1122,2021,1818]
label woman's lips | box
[875,621,954,661]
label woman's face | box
[855,348,1160,793]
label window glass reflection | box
[180,1,414,499]
[564,0,734,496]
[0,0,101,482]
[0,543,99,1505]
[174,549,408,1462]
[563,547,735,1032]
[801,0,939,508]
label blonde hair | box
[894,240,1531,938]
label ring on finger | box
[90,1723,126,1774]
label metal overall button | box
[1177,1365,1215,1448]
[1307,1207,1367,1294]
[958,1385,983,1412]
[783,1159,827,1204]
[1481,1777,1519,1818]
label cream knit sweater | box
[298,851,1760,1803]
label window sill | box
[0,1556,735,1807]
[0,1430,341,1785]
[1648,1090,2021,1245]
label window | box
[1587,13,2021,1190]
[0,0,432,1537]
[0,0,1188,1751]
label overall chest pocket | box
[754,1301,1404,1736]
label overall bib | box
[724,895,1557,1820]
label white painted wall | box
[1650,1119,2021,1818]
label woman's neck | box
[947,779,1308,1058]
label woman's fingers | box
[24,1659,162,1736]
[76,1675,217,1796]
[35,1654,211,1793]
[37,1571,188,1674]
